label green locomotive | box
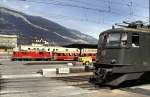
[93,21,150,86]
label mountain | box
[0,7,97,45]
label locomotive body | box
[94,26,150,86]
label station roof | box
[63,44,97,49]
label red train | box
[52,51,80,61]
[12,51,52,61]
[11,49,97,61]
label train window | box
[74,53,78,56]
[39,52,43,54]
[106,33,121,46]
[69,53,73,56]
[22,52,27,54]
[98,33,109,48]
[28,48,30,50]
[58,53,61,56]
[66,49,68,51]
[63,53,66,56]
[48,48,50,51]
[98,34,104,46]
[121,33,127,47]
[13,52,16,55]
[132,33,140,47]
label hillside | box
[0,7,97,45]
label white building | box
[0,34,17,48]
[0,34,17,59]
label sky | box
[0,0,149,39]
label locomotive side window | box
[132,33,140,47]
[121,32,127,47]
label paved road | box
[1,61,150,97]
[1,77,150,97]
[0,77,97,97]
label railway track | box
[53,72,150,93]
[52,75,110,90]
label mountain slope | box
[0,7,97,45]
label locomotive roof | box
[102,27,150,34]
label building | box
[0,34,17,59]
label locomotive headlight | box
[111,59,117,64]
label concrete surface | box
[42,68,57,77]
[0,77,96,97]
[0,61,67,75]
[1,61,150,97]
[1,77,150,97]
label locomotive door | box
[129,32,141,65]
[120,32,140,65]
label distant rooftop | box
[0,34,17,38]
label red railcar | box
[11,48,97,61]
[53,51,96,61]
[12,51,52,61]
[53,51,80,61]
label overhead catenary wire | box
[16,0,149,26]
[17,0,149,19]
[18,0,110,12]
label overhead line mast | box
[149,0,150,25]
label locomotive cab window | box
[98,32,128,48]
[106,33,121,47]
[132,33,140,47]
